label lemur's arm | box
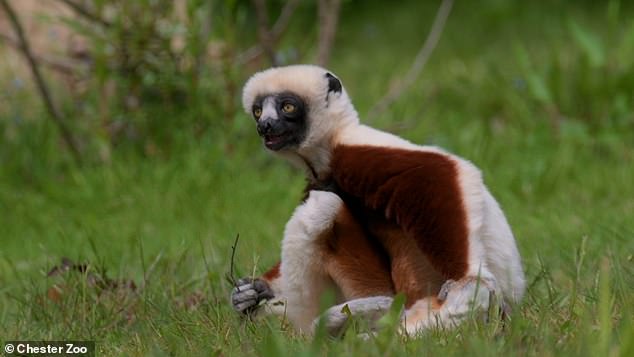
[231,178,339,317]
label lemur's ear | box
[325,72,342,94]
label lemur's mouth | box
[263,132,290,151]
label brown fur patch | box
[330,145,470,280]
[370,221,445,307]
[321,205,395,300]
[262,262,281,282]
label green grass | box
[1,0,634,355]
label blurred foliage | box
[515,15,634,132]
[2,0,302,166]
[57,0,257,157]
[0,0,633,171]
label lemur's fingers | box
[234,300,258,313]
[252,279,275,300]
[231,284,258,312]
[312,296,394,337]
[231,278,274,314]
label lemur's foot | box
[312,296,394,337]
[404,276,497,335]
[231,277,274,314]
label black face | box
[251,92,308,151]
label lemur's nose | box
[257,118,271,135]
[256,118,274,136]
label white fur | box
[479,188,526,303]
[241,65,526,336]
[312,296,394,336]
[403,277,495,334]
[261,97,279,120]
[454,160,492,280]
[279,191,343,332]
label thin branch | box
[226,234,241,287]
[252,0,277,65]
[55,0,111,27]
[0,0,82,164]
[271,0,299,36]
[368,0,454,120]
[192,2,213,81]
[316,0,342,67]
[237,0,300,64]
[0,32,84,75]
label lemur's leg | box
[311,221,447,338]
[280,190,400,333]
[401,170,521,335]
[314,250,497,338]
[310,202,396,336]
[322,205,395,300]
[313,296,394,337]
[402,276,497,335]
[397,217,499,334]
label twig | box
[252,0,277,66]
[0,0,82,164]
[237,0,300,64]
[137,235,147,296]
[226,233,241,287]
[56,0,111,27]
[271,0,300,36]
[192,2,213,84]
[316,0,342,67]
[368,0,454,120]
[0,32,84,75]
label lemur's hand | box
[231,277,274,314]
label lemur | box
[231,65,525,337]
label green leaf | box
[526,73,552,104]
[568,20,605,67]
[340,303,352,318]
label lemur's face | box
[251,92,308,151]
[243,65,346,152]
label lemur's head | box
[242,65,359,152]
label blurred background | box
[1,0,633,353]
[1,0,632,166]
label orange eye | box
[282,103,296,113]
[253,107,262,118]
